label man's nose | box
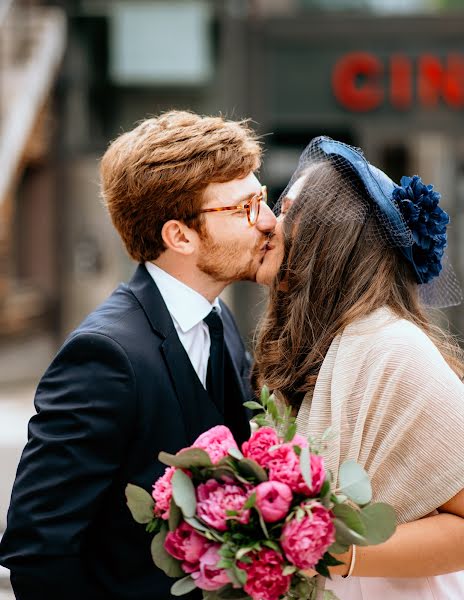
[256,202,277,233]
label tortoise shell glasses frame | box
[196,185,267,226]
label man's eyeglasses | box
[197,185,267,226]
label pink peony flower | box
[152,466,175,519]
[241,427,280,467]
[164,522,210,573]
[238,548,291,600]
[255,481,293,523]
[267,444,326,496]
[191,545,230,591]
[193,425,238,464]
[281,503,335,570]
[196,479,250,531]
[292,433,309,448]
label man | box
[0,111,276,600]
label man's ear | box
[161,220,198,256]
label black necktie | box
[204,309,225,414]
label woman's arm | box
[329,489,464,578]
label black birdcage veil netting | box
[273,137,462,309]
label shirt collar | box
[145,262,221,333]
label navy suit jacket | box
[0,264,252,600]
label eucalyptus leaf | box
[338,460,372,505]
[184,516,209,533]
[328,540,349,554]
[125,484,155,524]
[228,447,244,460]
[171,575,197,596]
[360,503,397,545]
[172,469,197,518]
[333,518,368,546]
[159,448,213,469]
[151,526,184,578]
[332,504,367,537]
[299,446,313,490]
[237,458,268,482]
[169,497,182,531]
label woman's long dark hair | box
[253,162,464,409]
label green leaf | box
[171,575,197,596]
[172,469,197,518]
[315,561,330,578]
[262,540,280,551]
[159,448,213,469]
[338,460,372,506]
[125,484,155,524]
[151,525,184,578]
[283,565,297,576]
[332,504,367,537]
[267,399,279,421]
[218,585,251,599]
[243,401,264,411]
[258,511,270,538]
[169,497,182,531]
[184,516,209,533]
[228,447,244,460]
[328,540,349,555]
[299,446,313,490]
[333,518,367,547]
[284,422,297,443]
[146,518,162,534]
[237,458,268,482]
[322,552,345,567]
[360,503,397,545]
[233,564,248,586]
[323,591,341,600]
[253,415,269,427]
[243,492,257,510]
[236,546,254,560]
[260,385,270,406]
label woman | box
[254,136,464,598]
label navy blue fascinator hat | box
[275,136,462,308]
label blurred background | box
[0,0,463,595]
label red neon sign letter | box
[418,54,464,108]
[332,52,384,112]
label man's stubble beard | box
[197,234,263,284]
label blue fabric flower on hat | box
[392,175,449,284]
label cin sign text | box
[332,51,464,111]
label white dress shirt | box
[145,262,221,388]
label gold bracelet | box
[342,545,356,578]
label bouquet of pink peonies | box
[126,387,396,600]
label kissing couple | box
[1,111,464,600]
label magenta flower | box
[193,425,238,464]
[164,522,210,573]
[196,479,250,531]
[281,503,335,570]
[191,545,230,591]
[238,548,291,600]
[152,466,175,520]
[255,481,293,523]
[267,444,326,496]
[241,427,280,467]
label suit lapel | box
[128,264,222,445]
